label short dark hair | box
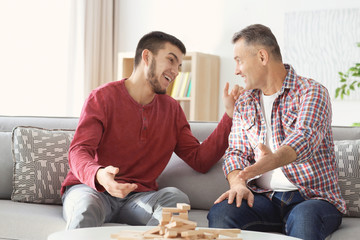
[134,31,186,68]
[232,24,282,61]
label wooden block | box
[162,225,196,235]
[216,238,242,240]
[143,226,161,235]
[181,230,200,237]
[202,232,217,239]
[162,212,172,221]
[199,228,241,237]
[170,217,197,227]
[165,229,178,238]
[160,220,170,226]
[165,221,183,229]
[162,207,187,213]
[178,212,188,220]
[143,233,163,239]
[176,203,191,210]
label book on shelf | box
[170,72,191,98]
[179,72,189,98]
[186,76,191,97]
[170,72,183,97]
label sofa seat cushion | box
[0,200,66,240]
[11,126,74,204]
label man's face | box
[233,38,264,90]
[146,43,183,94]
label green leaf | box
[339,72,344,76]
[349,67,357,72]
[335,88,341,98]
[357,42,360,47]
[340,78,347,82]
[346,89,350,95]
[350,85,355,90]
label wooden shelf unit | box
[118,52,220,121]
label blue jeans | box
[207,191,342,240]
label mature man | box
[207,24,346,240]
[61,31,240,229]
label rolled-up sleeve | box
[223,100,255,177]
[281,84,332,163]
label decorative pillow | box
[11,126,74,204]
[334,139,360,217]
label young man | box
[61,31,241,229]
[207,24,346,240]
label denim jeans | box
[62,184,189,229]
[207,191,342,240]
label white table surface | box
[48,226,302,240]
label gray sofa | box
[0,115,359,240]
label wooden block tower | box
[111,203,242,240]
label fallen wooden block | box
[199,228,241,237]
[170,217,197,227]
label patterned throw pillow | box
[334,139,360,217]
[11,126,74,204]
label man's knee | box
[285,200,342,239]
[208,200,240,228]
[63,185,107,229]
[156,187,190,206]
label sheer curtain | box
[70,0,119,108]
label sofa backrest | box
[0,116,79,199]
[1,116,360,212]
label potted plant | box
[335,42,360,126]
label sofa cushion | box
[0,132,14,199]
[334,139,360,217]
[11,126,74,204]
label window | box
[0,0,83,117]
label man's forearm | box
[275,145,297,166]
[227,170,247,188]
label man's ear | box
[258,49,269,65]
[142,49,152,66]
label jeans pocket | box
[280,191,305,207]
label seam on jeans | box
[242,220,282,230]
[319,213,342,239]
[281,192,295,207]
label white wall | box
[117,0,360,126]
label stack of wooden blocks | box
[111,203,242,240]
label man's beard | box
[147,58,166,95]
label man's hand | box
[223,82,244,118]
[239,144,297,181]
[214,170,254,208]
[96,166,138,198]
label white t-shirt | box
[256,91,297,191]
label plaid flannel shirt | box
[224,64,346,214]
